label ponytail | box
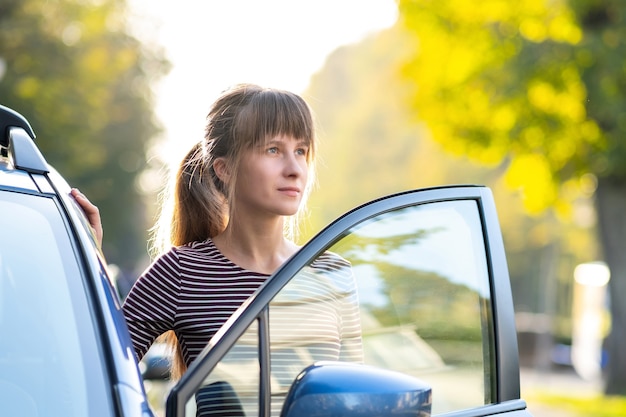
[151,142,229,380]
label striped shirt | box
[122,238,363,369]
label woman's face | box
[234,134,310,218]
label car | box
[1,103,533,417]
[0,105,155,417]
[157,184,533,417]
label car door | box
[164,185,532,417]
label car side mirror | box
[281,361,432,417]
[140,343,171,381]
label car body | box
[1,104,533,417]
[0,105,153,417]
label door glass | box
[189,320,260,417]
[199,199,494,416]
[268,253,364,415]
[269,199,493,415]
[0,193,112,416]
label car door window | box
[325,200,494,414]
[187,198,494,417]
[0,192,112,416]
[265,200,493,415]
[187,320,260,417]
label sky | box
[128,0,398,168]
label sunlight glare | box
[128,0,398,169]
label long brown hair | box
[151,84,317,380]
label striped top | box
[122,238,363,369]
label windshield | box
[0,191,111,416]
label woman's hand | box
[71,188,103,248]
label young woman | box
[72,84,362,391]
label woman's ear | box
[213,157,230,184]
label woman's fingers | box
[71,188,104,247]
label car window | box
[327,200,494,414]
[186,320,261,416]
[192,198,494,416]
[0,192,113,416]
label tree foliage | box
[396,0,626,394]
[396,0,600,213]
[0,0,169,273]
[303,21,597,348]
[303,28,497,233]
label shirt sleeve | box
[122,248,181,361]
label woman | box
[72,84,362,388]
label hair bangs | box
[234,88,315,153]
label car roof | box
[0,103,35,144]
[0,104,52,194]
[0,154,41,192]
[1,104,49,176]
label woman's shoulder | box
[177,238,216,251]
[150,239,222,264]
[173,239,225,261]
[311,251,351,272]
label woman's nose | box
[284,152,305,177]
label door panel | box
[167,186,523,417]
[266,199,493,415]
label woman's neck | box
[212,219,299,275]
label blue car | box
[0,104,533,417]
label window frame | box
[0,189,115,416]
[165,185,521,417]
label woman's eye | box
[267,147,279,154]
[295,148,308,156]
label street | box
[521,366,601,417]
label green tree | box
[303,28,498,235]
[303,23,596,346]
[397,0,626,394]
[0,0,169,278]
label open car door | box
[165,185,533,417]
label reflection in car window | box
[329,200,493,414]
[267,252,363,414]
[0,193,110,416]
[194,320,260,417]
[197,252,363,417]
